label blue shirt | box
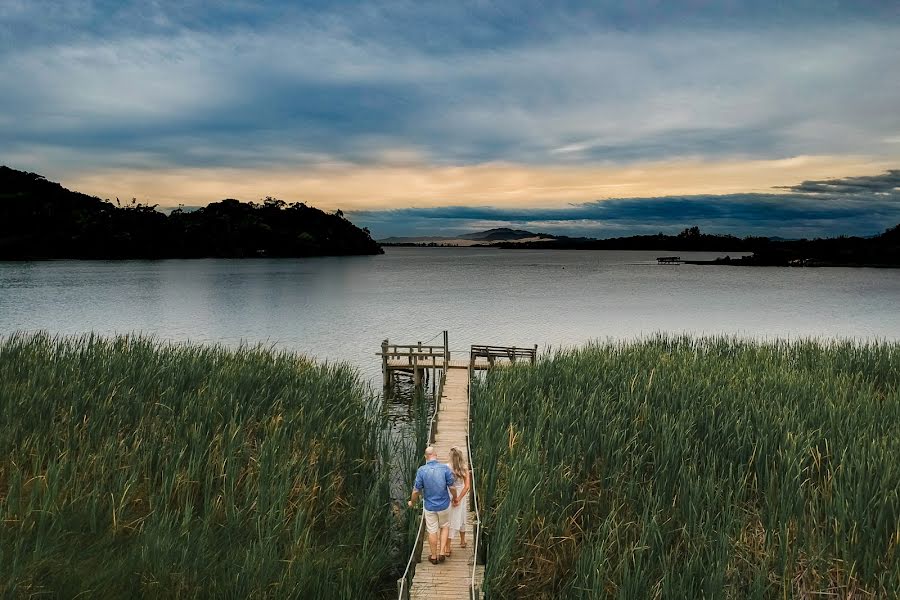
[414,459,454,511]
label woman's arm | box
[459,469,472,498]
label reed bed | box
[0,332,399,598]
[472,336,900,598]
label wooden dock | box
[392,333,538,600]
[380,333,537,389]
[407,367,482,600]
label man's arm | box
[409,468,423,507]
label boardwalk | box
[392,334,535,599]
[408,367,484,600]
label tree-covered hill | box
[496,224,900,267]
[0,166,382,259]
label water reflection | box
[384,376,435,503]
[1,248,899,386]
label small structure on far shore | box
[657,256,682,264]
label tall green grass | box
[0,332,398,598]
[472,336,900,598]
[385,379,435,571]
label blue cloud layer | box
[2,1,899,173]
[352,171,900,238]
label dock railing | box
[467,362,483,600]
[396,370,445,600]
[380,344,448,366]
[470,344,537,369]
[380,332,450,387]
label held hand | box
[407,500,413,508]
[452,498,459,507]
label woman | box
[443,446,471,557]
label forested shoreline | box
[0,167,382,259]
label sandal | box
[438,555,446,563]
[429,556,439,565]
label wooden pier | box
[394,334,537,600]
[404,367,481,600]
[379,332,536,389]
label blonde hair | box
[448,447,467,480]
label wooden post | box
[382,339,389,389]
[533,344,538,365]
[430,347,436,396]
[443,330,449,368]
[418,341,424,388]
[413,352,420,388]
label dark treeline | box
[497,225,900,267]
[713,224,900,267]
[496,226,750,251]
[0,166,382,259]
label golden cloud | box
[62,155,899,211]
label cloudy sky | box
[2,1,899,238]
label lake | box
[2,247,899,383]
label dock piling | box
[381,339,389,389]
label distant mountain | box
[380,228,556,245]
[458,228,549,241]
[0,166,382,259]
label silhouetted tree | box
[0,166,383,259]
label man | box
[408,446,459,564]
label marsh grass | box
[385,379,435,570]
[0,332,399,598]
[472,336,900,598]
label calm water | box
[2,247,899,382]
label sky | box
[1,1,899,239]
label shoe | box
[438,555,446,563]
[429,556,438,565]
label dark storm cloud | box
[786,170,900,195]
[351,171,900,239]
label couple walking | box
[407,445,471,564]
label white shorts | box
[424,507,451,534]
